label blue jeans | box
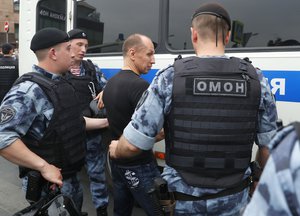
[85,131,109,209]
[111,160,161,216]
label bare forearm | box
[255,146,270,168]
[84,117,109,130]
[0,139,63,186]
[114,135,141,158]
[155,129,165,142]
[0,139,48,171]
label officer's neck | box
[37,62,61,75]
[72,59,81,67]
[196,42,225,57]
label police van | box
[19,0,300,168]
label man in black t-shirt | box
[103,34,161,216]
[0,43,19,102]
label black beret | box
[1,43,13,54]
[68,29,88,40]
[30,27,70,52]
[192,3,231,30]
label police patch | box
[193,78,247,97]
[0,106,16,124]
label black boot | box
[96,206,108,216]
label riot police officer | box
[109,3,278,215]
[66,29,109,216]
[244,122,300,215]
[0,43,19,102]
[0,27,107,215]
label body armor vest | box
[16,72,86,178]
[64,59,101,117]
[165,56,261,188]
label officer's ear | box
[49,48,56,60]
[224,30,231,45]
[48,47,59,61]
[191,27,198,44]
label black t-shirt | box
[0,56,19,101]
[103,70,154,165]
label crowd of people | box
[0,2,299,216]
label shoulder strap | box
[82,59,96,77]
[15,72,59,107]
[14,72,55,88]
[81,59,102,93]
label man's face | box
[56,41,73,73]
[70,38,88,62]
[134,38,155,75]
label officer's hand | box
[96,91,105,109]
[249,180,259,197]
[39,163,63,187]
[109,140,119,159]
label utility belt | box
[148,162,261,215]
[174,161,261,201]
[174,176,252,201]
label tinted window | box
[75,0,159,54]
[37,0,66,31]
[169,0,300,51]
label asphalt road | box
[0,157,146,216]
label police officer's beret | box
[1,43,14,54]
[30,27,70,52]
[68,29,88,40]
[192,3,231,30]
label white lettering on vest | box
[193,78,247,97]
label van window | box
[168,0,300,51]
[75,0,159,54]
[37,0,66,31]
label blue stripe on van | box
[262,70,300,103]
[101,69,300,103]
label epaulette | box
[243,57,252,63]
[174,54,182,62]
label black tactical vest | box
[16,72,86,178]
[164,56,261,188]
[64,59,102,117]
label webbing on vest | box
[165,56,261,188]
[65,60,102,117]
[16,72,86,178]
[273,122,300,216]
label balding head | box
[122,34,152,57]
[122,34,155,75]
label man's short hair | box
[1,43,14,54]
[192,3,231,30]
